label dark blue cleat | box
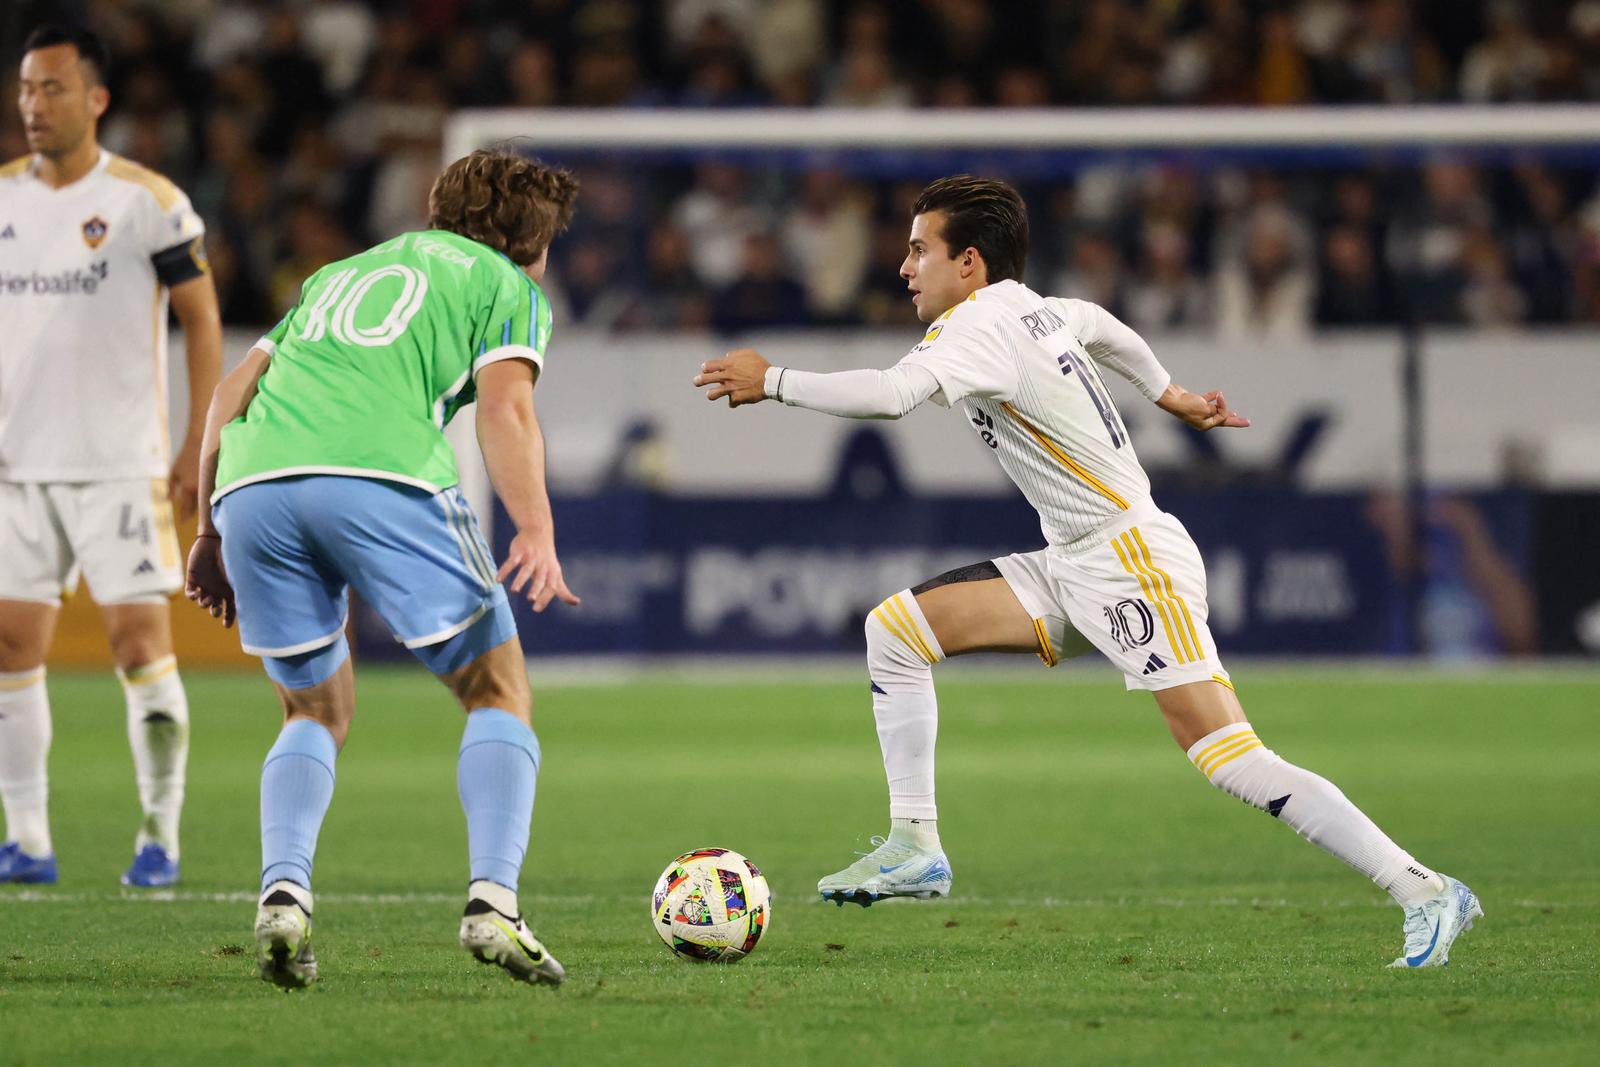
[121,843,180,888]
[0,841,58,884]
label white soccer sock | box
[865,590,944,824]
[0,668,52,855]
[119,656,189,856]
[1188,722,1445,906]
[890,817,941,851]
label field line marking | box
[1,890,1588,910]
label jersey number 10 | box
[298,264,430,348]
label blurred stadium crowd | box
[5,0,1600,332]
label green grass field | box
[2,664,1596,1065]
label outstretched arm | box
[1059,299,1249,432]
[694,348,940,420]
[1060,299,1172,401]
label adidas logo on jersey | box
[132,559,155,576]
[1141,653,1167,675]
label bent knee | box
[865,595,940,667]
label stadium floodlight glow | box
[447,104,1600,159]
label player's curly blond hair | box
[427,148,579,267]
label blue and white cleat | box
[0,841,58,884]
[1391,875,1482,968]
[818,835,952,907]
[121,843,180,888]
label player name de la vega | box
[0,260,110,295]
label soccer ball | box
[651,847,771,962]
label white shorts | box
[993,499,1231,692]
[0,480,181,606]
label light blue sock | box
[457,708,539,892]
[260,719,337,893]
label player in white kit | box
[0,25,222,887]
[694,176,1480,967]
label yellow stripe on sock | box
[1202,740,1264,777]
[119,656,178,687]
[1131,528,1204,661]
[1191,727,1256,767]
[887,594,940,665]
[872,605,919,662]
[1197,733,1262,777]
[1113,535,1186,663]
[0,668,45,690]
[874,604,932,666]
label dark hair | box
[22,24,110,87]
[428,149,579,267]
[911,175,1029,283]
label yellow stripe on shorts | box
[1122,531,1197,663]
[1131,528,1204,660]
[1112,535,1186,663]
[1033,618,1057,667]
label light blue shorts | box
[214,475,516,687]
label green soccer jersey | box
[212,230,552,501]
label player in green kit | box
[185,150,577,988]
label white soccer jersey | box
[899,280,1169,548]
[0,150,207,481]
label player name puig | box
[1,261,110,295]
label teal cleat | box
[1391,875,1482,968]
[818,835,952,907]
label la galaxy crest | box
[81,215,108,249]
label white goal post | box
[446,104,1600,158]
[441,104,1600,529]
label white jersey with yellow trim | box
[0,150,207,481]
[899,279,1169,548]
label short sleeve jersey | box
[213,230,551,501]
[898,280,1152,547]
[0,150,208,481]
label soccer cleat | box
[255,881,318,988]
[121,843,180,888]
[1390,875,1482,968]
[818,835,953,907]
[459,898,565,986]
[0,841,57,884]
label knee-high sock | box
[1188,722,1445,905]
[866,591,945,823]
[457,708,540,892]
[260,719,337,892]
[119,656,189,856]
[0,668,51,855]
